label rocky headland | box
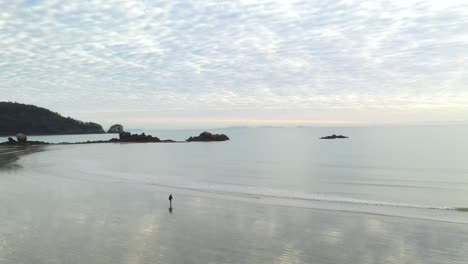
[0,102,105,136]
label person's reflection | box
[168,207,173,214]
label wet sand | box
[1,155,468,264]
[0,145,44,170]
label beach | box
[1,126,468,263]
[1,163,468,263]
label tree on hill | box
[0,102,105,136]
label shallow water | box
[1,126,468,263]
[1,169,468,264]
[5,126,468,221]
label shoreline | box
[2,137,468,263]
[1,166,468,263]
[0,145,45,169]
[2,140,468,225]
[2,143,468,225]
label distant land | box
[0,102,105,136]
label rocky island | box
[186,131,230,142]
[320,134,348,139]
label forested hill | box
[0,102,105,136]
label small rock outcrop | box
[111,132,161,142]
[320,134,348,139]
[108,124,124,133]
[186,132,230,142]
[16,133,27,143]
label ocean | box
[1,125,468,263]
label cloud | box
[0,0,467,127]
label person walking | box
[168,194,173,208]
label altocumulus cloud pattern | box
[1,0,468,127]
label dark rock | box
[320,134,348,139]
[108,124,124,133]
[119,132,131,139]
[186,131,230,142]
[7,137,16,143]
[117,132,161,142]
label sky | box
[1,0,468,129]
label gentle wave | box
[141,182,468,224]
[26,159,468,223]
[35,165,465,214]
[138,181,458,211]
[23,164,468,224]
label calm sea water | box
[2,126,468,221]
[1,126,468,263]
